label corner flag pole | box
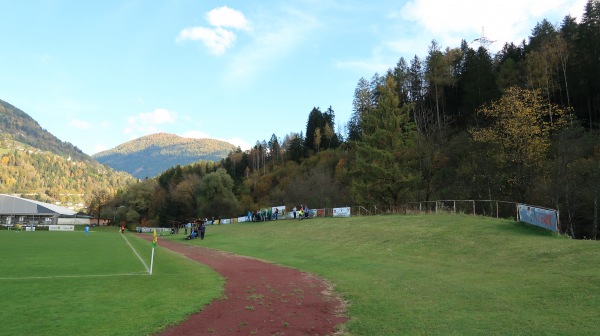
[150,229,158,275]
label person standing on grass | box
[200,222,206,240]
[15,223,21,233]
[85,226,89,237]
[121,225,125,234]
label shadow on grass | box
[496,220,561,238]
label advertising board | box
[517,204,559,232]
[332,207,351,217]
[48,225,75,231]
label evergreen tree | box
[527,19,557,53]
[351,74,418,207]
[457,46,500,127]
[286,132,305,163]
[392,57,411,105]
[425,40,452,131]
[577,0,600,129]
[304,107,324,152]
[495,42,526,90]
[347,77,373,142]
[268,134,280,164]
[323,106,340,149]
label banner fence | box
[158,200,559,233]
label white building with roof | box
[0,194,89,226]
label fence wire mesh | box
[344,200,520,221]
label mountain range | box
[92,133,236,179]
[0,99,237,202]
[0,99,134,206]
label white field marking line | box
[0,272,149,281]
[120,233,150,274]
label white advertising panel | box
[332,207,351,217]
[48,225,75,231]
[518,204,559,232]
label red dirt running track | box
[138,235,348,336]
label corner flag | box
[150,229,158,275]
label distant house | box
[0,194,90,226]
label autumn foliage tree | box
[86,189,112,224]
[470,87,571,201]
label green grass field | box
[167,214,600,336]
[0,229,223,336]
[2,214,599,335]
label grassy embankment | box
[168,214,600,335]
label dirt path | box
[137,235,348,336]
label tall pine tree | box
[351,74,418,207]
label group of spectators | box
[248,207,281,222]
[292,205,310,220]
[184,221,206,240]
[247,205,310,222]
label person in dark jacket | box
[200,222,206,240]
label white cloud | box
[123,108,177,136]
[226,137,251,150]
[224,7,319,84]
[397,0,587,52]
[207,6,250,31]
[176,26,236,55]
[182,130,210,139]
[69,118,91,130]
[176,6,250,55]
[93,144,107,154]
[138,108,177,124]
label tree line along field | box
[1,214,599,335]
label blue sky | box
[0,0,587,155]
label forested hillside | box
[93,133,236,179]
[0,101,136,209]
[107,1,600,239]
[0,100,90,162]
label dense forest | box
[106,1,600,239]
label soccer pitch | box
[0,230,223,336]
[1,230,148,279]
